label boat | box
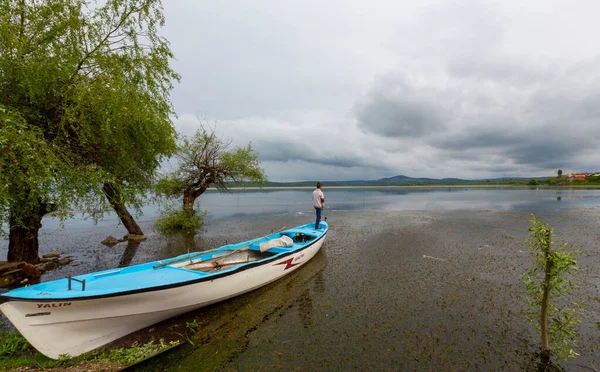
[0,221,328,359]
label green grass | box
[106,339,181,365]
[0,330,180,370]
[0,332,30,358]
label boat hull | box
[0,230,326,359]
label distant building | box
[568,172,592,182]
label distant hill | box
[376,175,468,185]
[232,174,547,187]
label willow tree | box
[156,126,266,233]
[0,0,179,263]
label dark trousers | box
[315,207,322,229]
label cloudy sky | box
[160,0,600,182]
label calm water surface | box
[32,187,600,230]
[3,187,600,269]
[2,187,600,370]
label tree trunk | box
[103,183,144,236]
[7,203,51,264]
[183,186,207,218]
[183,193,196,218]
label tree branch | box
[69,5,140,83]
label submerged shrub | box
[155,205,205,234]
[522,214,581,362]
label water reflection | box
[296,269,327,330]
[118,242,140,268]
[161,234,201,259]
[313,269,326,295]
[298,288,313,329]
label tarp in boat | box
[259,235,294,252]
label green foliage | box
[0,0,178,238]
[0,332,30,358]
[155,173,185,198]
[0,333,179,369]
[558,170,563,177]
[158,126,267,197]
[584,175,600,184]
[156,124,267,232]
[171,319,201,346]
[543,177,569,186]
[528,179,540,186]
[522,214,581,361]
[186,319,200,332]
[107,339,180,365]
[155,205,205,234]
[47,339,180,368]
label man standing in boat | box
[313,182,325,229]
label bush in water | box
[522,214,581,362]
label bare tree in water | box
[156,125,266,234]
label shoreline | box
[221,184,600,190]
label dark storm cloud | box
[509,141,580,168]
[431,127,518,151]
[355,76,447,138]
[253,139,385,170]
[359,56,600,178]
[433,129,590,169]
[356,96,445,137]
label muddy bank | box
[130,208,600,371]
[2,208,600,370]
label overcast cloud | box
[161,0,600,182]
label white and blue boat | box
[0,221,328,359]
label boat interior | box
[171,231,318,273]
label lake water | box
[3,187,600,370]
[28,186,600,231]
[2,186,600,275]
